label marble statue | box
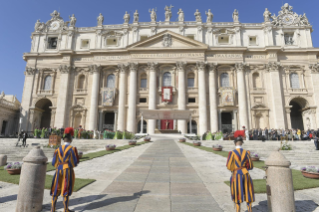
[69,14,77,27]
[263,8,271,22]
[177,9,184,22]
[149,8,157,22]
[194,9,202,22]
[164,5,174,22]
[123,11,130,24]
[233,9,239,22]
[133,10,139,23]
[97,13,104,26]
[34,19,45,32]
[205,9,213,23]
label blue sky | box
[0,0,318,101]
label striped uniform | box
[50,144,79,212]
[226,148,255,212]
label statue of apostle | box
[97,13,104,26]
[232,9,239,22]
[194,9,202,22]
[263,8,271,22]
[164,5,174,22]
[149,8,157,22]
[123,11,130,24]
[133,10,139,23]
[205,9,213,23]
[177,9,184,22]
[69,14,77,27]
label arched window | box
[43,75,52,91]
[220,73,229,87]
[187,73,195,88]
[163,72,171,87]
[252,72,261,88]
[106,74,115,88]
[290,73,300,89]
[78,75,85,89]
[140,73,147,88]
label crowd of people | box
[248,128,317,141]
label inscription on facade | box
[245,55,266,59]
[207,54,243,58]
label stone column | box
[147,62,158,134]
[117,64,128,131]
[286,108,292,129]
[235,63,249,129]
[16,146,48,212]
[196,61,208,135]
[21,67,36,131]
[267,62,286,129]
[176,61,187,134]
[140,115,144,133]
[208,63,218,132]
[99,111,103,131]
[127,63,138,133]
[55,65,71,128]
[88,65,101,130]
[218,110,222,131]
[113,111,118,131]
[309,64,319,126]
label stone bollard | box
[265,150,295,212]
[0,154,7,166]
[16,146,48,212]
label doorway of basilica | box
[290,101,304,130]
[161,119,174,130]
[221,112,232,133]
[35,99,52,129]
[104,112,115,131]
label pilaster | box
[196,61,208,135]
[235,63,249,129]
[147,62,158,134]
[127,63,138,133]
[208,63,218,132]
[88,64,101,130]
[176,61,187,134]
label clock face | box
[282,14,294,25]
[50,21,60,30]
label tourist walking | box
[22,130,28,147]
[50,127,79,212]
[226,130,255,212]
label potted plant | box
[106,144,116,151]
[250,152,260,161]
[193,140,201,146]
[281,141,292,150]
[301,166,319,179]
[34,128,39,138]
[179,138,186,143]
[78,151,83,159]
[144,136,151,142]
[212,144,223,151]
[5,162,22,175]
[128,140,137,145]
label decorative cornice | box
[266,62,281,72]
[89,64,101,73]
[147,62,158,72]
[196,61,207,71]
[176,61,187,71]
[59,65,72,74]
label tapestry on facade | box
[102,88,116,106]
[221,88,235,106]
[162,87,173,102]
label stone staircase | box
[0,138,134,162]
[186,139,319,169]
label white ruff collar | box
[236,146,242,149]
[64,142,71,146]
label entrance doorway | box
[161,120,174,130]
[137,120,147,133]
[290,101,304,130]
[187,120,197,134]
[221,112,232,133]
[104,112,115,131]
[35,99,52,129]
[1,121,7,135]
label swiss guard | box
[226,130,255,212]
[50,127,79,212]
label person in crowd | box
[50,127,79,212]
[253,128,258,140]
[265,127,269,140]
[262,128,266,142]
[272,129,277,140]
[297,128,301,140]
[226,130,254,212]
[22,130,28,147]
[60,126,65,136]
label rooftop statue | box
[97,13,104,26]
[69,14,76,27]
[149,8,157,22]
[263,8,272,22]
[194,9,202,22]
[177,8,184,22]
[133,10,139,23]
[205,9,213,23]
[34,19,45,32]
[50,10,61,20]
[232,9,239,22]
[164,5,174,22]
[123,11,130,24]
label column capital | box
[128,63,139,72]
[196,61,207,71]
[234,62,247,73]
[208,63,218,72]
[89,64,101,74]
[117,63,129,74]
[266,62,281,72]
[176,61,187,71]
[309,63,319,73]
[147,62,158,72]
[59,65,73,74]
[24,67,36,75]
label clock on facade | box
[282,14,294,25]
[50,21,60,30]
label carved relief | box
[59,65,72,74]
[266,62,281,72]
[162,34,172,47]
[176,61,187,71]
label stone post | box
[127,63,138,133]
[147,62,158,134]
[235,63,249,129]
[265,151,295,212]
[177,61,187,134]
[88,65,101,130]
[196,61,208,135]
[117,64,128,131]
[208,63,218,132]
[0,154,7,166]
[16,146,48,212]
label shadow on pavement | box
[0,194,17,203]
[252,200,319,212]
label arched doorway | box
[35,99,52,129]
[104,112,115,131]
[187,120,197,134]
[137,120,147,133]
[290,99,306,130]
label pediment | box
[127,30,208,50]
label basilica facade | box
[21,4,319,135]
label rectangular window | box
[81,40,90,49]
[188,98,196,103]
[140,36,148,42]
[106,38,118,46]
[284,34,294,45]
[188,78,194,87]
[140,79,147,88]
[186,35,195,40]
[218,36,229,44]
[249,37,257,45]
[47,37,58,49]
[139,98,147,103]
